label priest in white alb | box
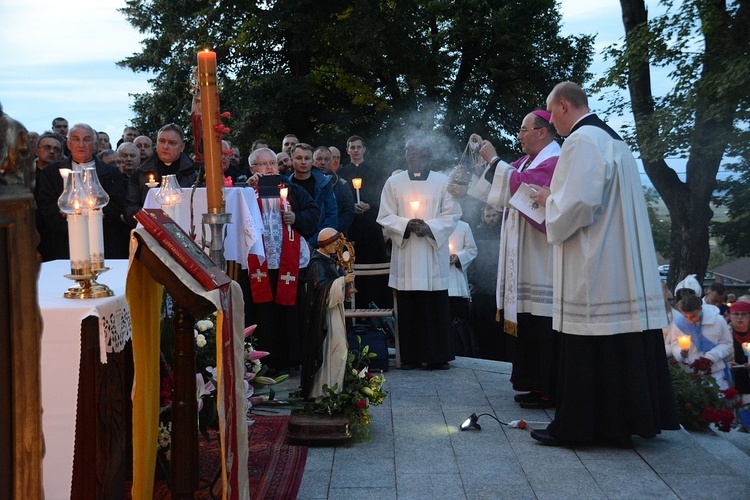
[529,82,679,447]
[377,133,461,370]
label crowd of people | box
[27,81,750,446]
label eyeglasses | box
[731,312,749,318]
[251,161,275,169]
[518,127,543,135]
[39,145,62,152]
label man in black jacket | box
[124,123,196,226]
[35,123,130,260]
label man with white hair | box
[35,123,129,260]
[117,142,140,178]
[245,147,320,371]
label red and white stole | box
[248,195,301,306]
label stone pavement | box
[295,356,750,499]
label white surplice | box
[467,142,559,333]
[545,123,667,336]
[378,170,461,291]
[447,220,477,298]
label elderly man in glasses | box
[246,147,320,372]
[468,109,560,410]
[729,300,750,419]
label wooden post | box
[170,304,199,498]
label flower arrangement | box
[668,357,738,432]
[157,308,288,460]
[304,337,388,441]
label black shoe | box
[520,397,555,409]
[424,362,450,370]
[399,363,418,370]
[530,429,567,446]
[513,392,537,403]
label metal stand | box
[63,267,114,299]
[202,212,232,271]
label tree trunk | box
[618,0,734,291]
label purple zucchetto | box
[532,110,551,123]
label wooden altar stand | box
[132,231,216,498]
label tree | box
[713,155,750,257]
[598,0,750,291]
[644,187,671,260]
[118,0,593,165]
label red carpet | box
[130,415,308,499]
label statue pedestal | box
[286,410,352,444]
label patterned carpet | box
[131,415,308,499]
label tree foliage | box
[597,0,750,290]
[713,155,750,257]
[644,187,671,259]
[118,0,593,165]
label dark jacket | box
[281,180,320,240]
[330,173,355,234]
[35,158,130,261]
[286,168,338,245]
[124,152,196,226]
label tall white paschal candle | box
[68,213,91,273]
[88,210,105,269]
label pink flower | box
[247,350,269,361]
[244,325,257,338]
[224,176,234,187]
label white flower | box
[194,329,199,337]
[196,374,215,411]
[206,366,218,379]
[196,334,207,347]
[196,319,214,332]
[251,359,261,374]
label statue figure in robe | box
[301,227,355,399]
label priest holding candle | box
[377,133,461,370]
[35,123,130,261]
[124,123,197,226]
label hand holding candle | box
[352,177,362,204]
[279,186,293,239]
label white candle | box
[743,342,750,357]
[352,178,362,204]
[678,335,691,350]
[279,187,293,239]
[163,203,180,226]
[68,213,91,272]
[88,210,105,269]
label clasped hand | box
[407,219,431,237]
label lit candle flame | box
[351,178,362,190]
[409,200,420,218]
[678,335,691,350]
[280,187,288,200]
[148,174,155,183]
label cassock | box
[544,114,679,443]
[377,169,461,366]
[302,251,348,399]
[338,161,391,308]
[468,141,559,401]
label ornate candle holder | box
[202,212,232,271]
[155,174,184,225]
[58,170,113,299]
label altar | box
[143,186,264,267]
[39,259,132,499]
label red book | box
[135,208,231,290]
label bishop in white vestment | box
[468,110,560,409]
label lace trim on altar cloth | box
[99,303,133,364]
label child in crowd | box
[666,275,733,390]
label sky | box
[0,0,653,145]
